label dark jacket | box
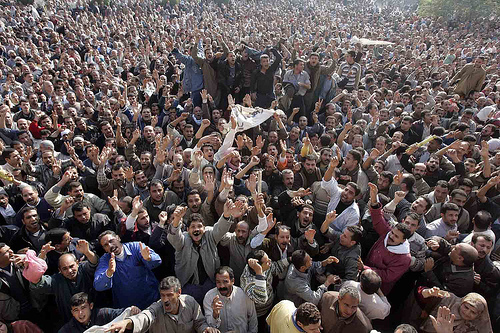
[10,225,46,253]
[58,307,125,333]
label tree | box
[419,0,499,20]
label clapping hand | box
[140,242,152,261]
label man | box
[203,266,257,333]
[59,292,140,333]
[49,201,114,250]
[337,50,361,92]
[267,301,321,333]
[1,148,22,184]
[284,249,339,306]
[450,56,487,97]
[425,189,470,233]
[343,269,391,320]
[143,180,182,223]
[251,49,283,108]
[293,154,322,190]
[105,276,217,333]
[30,245,98,323]
[321,156,361,232]
[45,170,111,218]
[318,286,372,333]
[423,241,478,297]
[411,162,431,196]
[94,230,162,309]
[240,250,290,329]
[167,200,245,305]
[425,202,461,241]
[283,59,311,118]
[97,149,127,198]
[10,207,46,252]
[320,215,362,281]
[15,185,52,226]
[424,180,450,204]
[360,184,412,295]
[470,234,499,301]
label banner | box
[229,105,282,133]
[84,307,133,333]
[351,36,395,46]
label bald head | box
[457,243,479,267]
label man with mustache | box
[45,169,111,218]
[10,207,46,253]
[470,234,499,302]
[358,184,412,295]
[203,266,258,333]
[167,199,246,305]
[321,155,361,233]
[154,153,190,190]
[30,244,99,324]
[126,129,156,179]
[94,230,162,310]
[424,189,471,233]
[97,147,127,198]
[15,185,52,226]
[425,202,461,241]
[104,276,218,333]
[143,180,182,224]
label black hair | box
[45,228,69,245]
[215,266,234,280]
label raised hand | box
[245,173,257,194]
[140,243,152,261]
[76,239,90,255]
[368,182,378,204]
[211,295,223,319]
[369,148,381,160]
[60,196,75,213]
[204,173,215,193]
[304,229,316,244]
[223,199,246,219]
[172,206,187,228]
[247,258,263,275]
[430,306,455,333]
[256,135,265,149]
[329,155,339,169]
[158,211,169,227]
[393,170,403,186]
[107,253,116,277]
[424,257,435,272]
[394,190,407,203]
[108,189,119,211]
[39,241,55,259]
[295,187,312,197]
[131,196,143,213]
[480,141,489,158]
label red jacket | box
[365,204,411,295]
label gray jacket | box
[167,215,233,286]
[408,232,428,272]
[129,295,208,333]
[284,261,326,307]
[424,203,470,233]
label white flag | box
[229,105,281,133]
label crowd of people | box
[0,0,499,332]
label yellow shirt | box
[266,300,303,333]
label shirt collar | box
[291,310,305,332]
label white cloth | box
[384,233,410,255]
[84,307,132,333]
[321,177,360,232]
[229,105,279,133]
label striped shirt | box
[338,61,361,89]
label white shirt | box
[203,286,258,333]
[343,281,391,320]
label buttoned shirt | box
[203,286,258,333]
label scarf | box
[384,233,410,255]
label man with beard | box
[285,204,321,251]
[124,197,152,244]
[424,189,470,233]
[94,230,162,309]
[193,34,222,105]
[220,195,269,285]
[49,200,114,250]
[358,184,412,295]
[167,200,246,305]
[104,276,218,333]
[293,154,322,190]
[95,121,115,150]
[154,153,190,191]
[23,149,72,186]
[424,180,450,204]
[45,169,110,218]
[10,207,46,252]
[271,169,294,212]
[410,162,431,196]
[97,148,127,198]
[203,266,257,333]
[126,132,156,180]
[143,180,182,223]
[470,234,499,302]
[425,202,461,241]
[321,155,361,232]
[183,189,215,226]
[125,169,150,200]
[15,185,52,226]
[127,126,157,159]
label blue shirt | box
[94,242,161,309]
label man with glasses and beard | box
[203,266,257,333]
